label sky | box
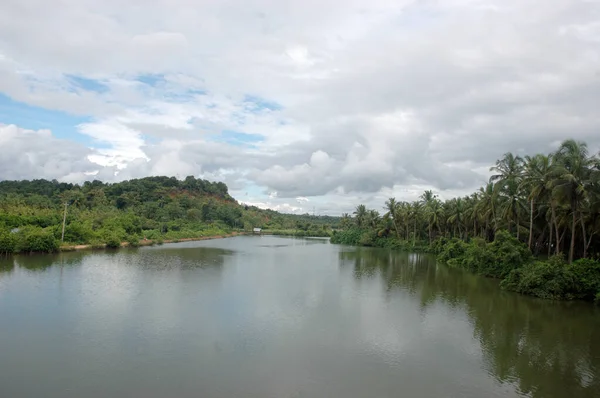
[0,0,599,215]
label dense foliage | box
[333,139,600,302]
[0,176,338,253]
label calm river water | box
[0,236,599,398]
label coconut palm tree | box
[475,183,497,239]
[353,204,367,228]
[522,154,553,250]
[552,140,596,263]
[384,198,401,239]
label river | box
[0,236,598,398]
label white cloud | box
[0,0,599,214]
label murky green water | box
[0,236,598,398]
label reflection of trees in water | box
[120,246,233,271]
[340,247,600,398]
[13,251,87,272]
[0,256,15,276]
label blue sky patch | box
[137,73,167,87]
[243,95,282,112]
[65,75,109,93]
[208,129,265,147]
[0,93,96,146]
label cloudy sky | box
[1,0,599,214]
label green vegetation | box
[333,139,600,302]
[0,176,339,254]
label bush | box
[0,230,17,254]
[331,229,363,245]
[484,231,532,278]
[437,238,468,264]
[127,235,140,247]
[437,231,532,279]
[16,227,59,253]
[103,233,121,249]
[568,258,600,301]
[501,256,575,300]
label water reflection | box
[0,256,15,276]
[341,247,600,398]
[13,251,88,272]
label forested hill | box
[0,176,338,253]
[0,176,233,206]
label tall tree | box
[552,140,596,263]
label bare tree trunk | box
[569,203,576,264]
[580,214,587,259]
[528,199,534,250]
[551,203,560,255]
[548,219,553,257]
[428,222,432,245]
[61,202,68,243]
[586,233,595,257]
[393,218,401,240]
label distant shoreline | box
[60,232,246,252]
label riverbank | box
[60,231,246,252]
[261,229,331,238]
[332,228,600,304]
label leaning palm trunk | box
[393,219,401,240]
[428,222,432,245]
[569,200,576,264]
[579,214,587,259]
[528,199,534,249]
[548,219,553,257]
[551,203,560,255]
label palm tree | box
[490,152,524,185]
[490,152,524,238]
[365,210,381,229]
[354,204,367,228]
[340,213,352,229]
[552,140,596,263]
[384,198,401,239]
[522,154,552,250]
[447,197,466,239]
[420,190,436,244]
[410,202,423,246]
[475,183,496,239]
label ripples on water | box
[0,236,599,398]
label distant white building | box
[253,228,262,234]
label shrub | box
[484,231,532,278]
[437,238,468,264]
[127,235,140,247]
[501,256,575,300]
[0,230,17,254]
[103,233,121,249]
[359,230,378,246]
[16,227,59,253]
[331,229,363,245]
[567,258,600,301]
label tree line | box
[0,176,338,253]
[333,139,600,302]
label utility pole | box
[61,202,68,243]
